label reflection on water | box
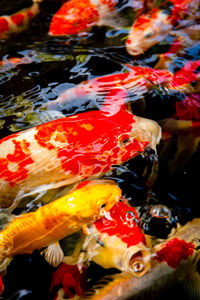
[0,0,200,299]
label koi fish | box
[45,61,200,118]
[0,103,161,209]
[154,24,200,70]
[168,59,200,94]
[80,218,200,300]
[45,65,173,114]
[0,0,42,39]
[48,0,128,36]
[69,200,151,275]
[126,0,200,55]
[0,180,121,272]
[158,93,200,175]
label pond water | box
[0,0,200,299]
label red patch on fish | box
[34,111,148,177]
[49,0,100,35]
[11,13,25,26]
[0,18,9,34]
[50,263,87,298]
[94,201,146,247]
[27,10,34,18]
[0,139,34,186]
[173,94,200,121]
[156,238,194,268]
[171,60,200,87]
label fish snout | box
[131,116,162,152]
[124,247,152,277]
[126,38,144,56]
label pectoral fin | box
[181,271,200,299]
[41,242,64,267]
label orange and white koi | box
[0,103,161,209]
[48,0,129,36]
[0,0,41,39]
[0,180,121,272]
[126,0,200,55]
[71,200,151,275]
[80,218,200,300]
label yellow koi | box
[0,180,121,271]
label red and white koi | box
[126,0,200,55]
[73,199,151,275]
[45,65,173,114]
[46,61,200,116]
[0,106,161,209]
[80,218,200,300]
[0,0,42,39]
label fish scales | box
[0,109,161,209]
[0,181,121,269]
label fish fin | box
[0,257,12,272]
[41,242,64,267]
[181,271,200,299]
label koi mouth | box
[124,249,152,277]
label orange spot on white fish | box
[80,123,94,131]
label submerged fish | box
[80,218,200,300]
[45,65,173,114]
[0,0,41,39]
[126,0,200,55]
[48,0,127,36]
[0,104,161,209]
[45,61,200,117]
[75,199,151,275]
[0,180,121,272]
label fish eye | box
[100,203,106,209]
[118,134,130,146]
[121,138,130,144]
[144,31,153,38]
[126,211,135,220]
[132,261,145,273]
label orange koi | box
[80,218,200,300]
[0,104,161,209]
[48,0,126,36]
[126,0,200,55]
[0,0,41,39]
[0,180,121,272]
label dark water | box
[0,0,200,299]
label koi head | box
[126,9,172,56]
[82,219,200,300]
[69,180,122,221]
[80,200,152,276]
